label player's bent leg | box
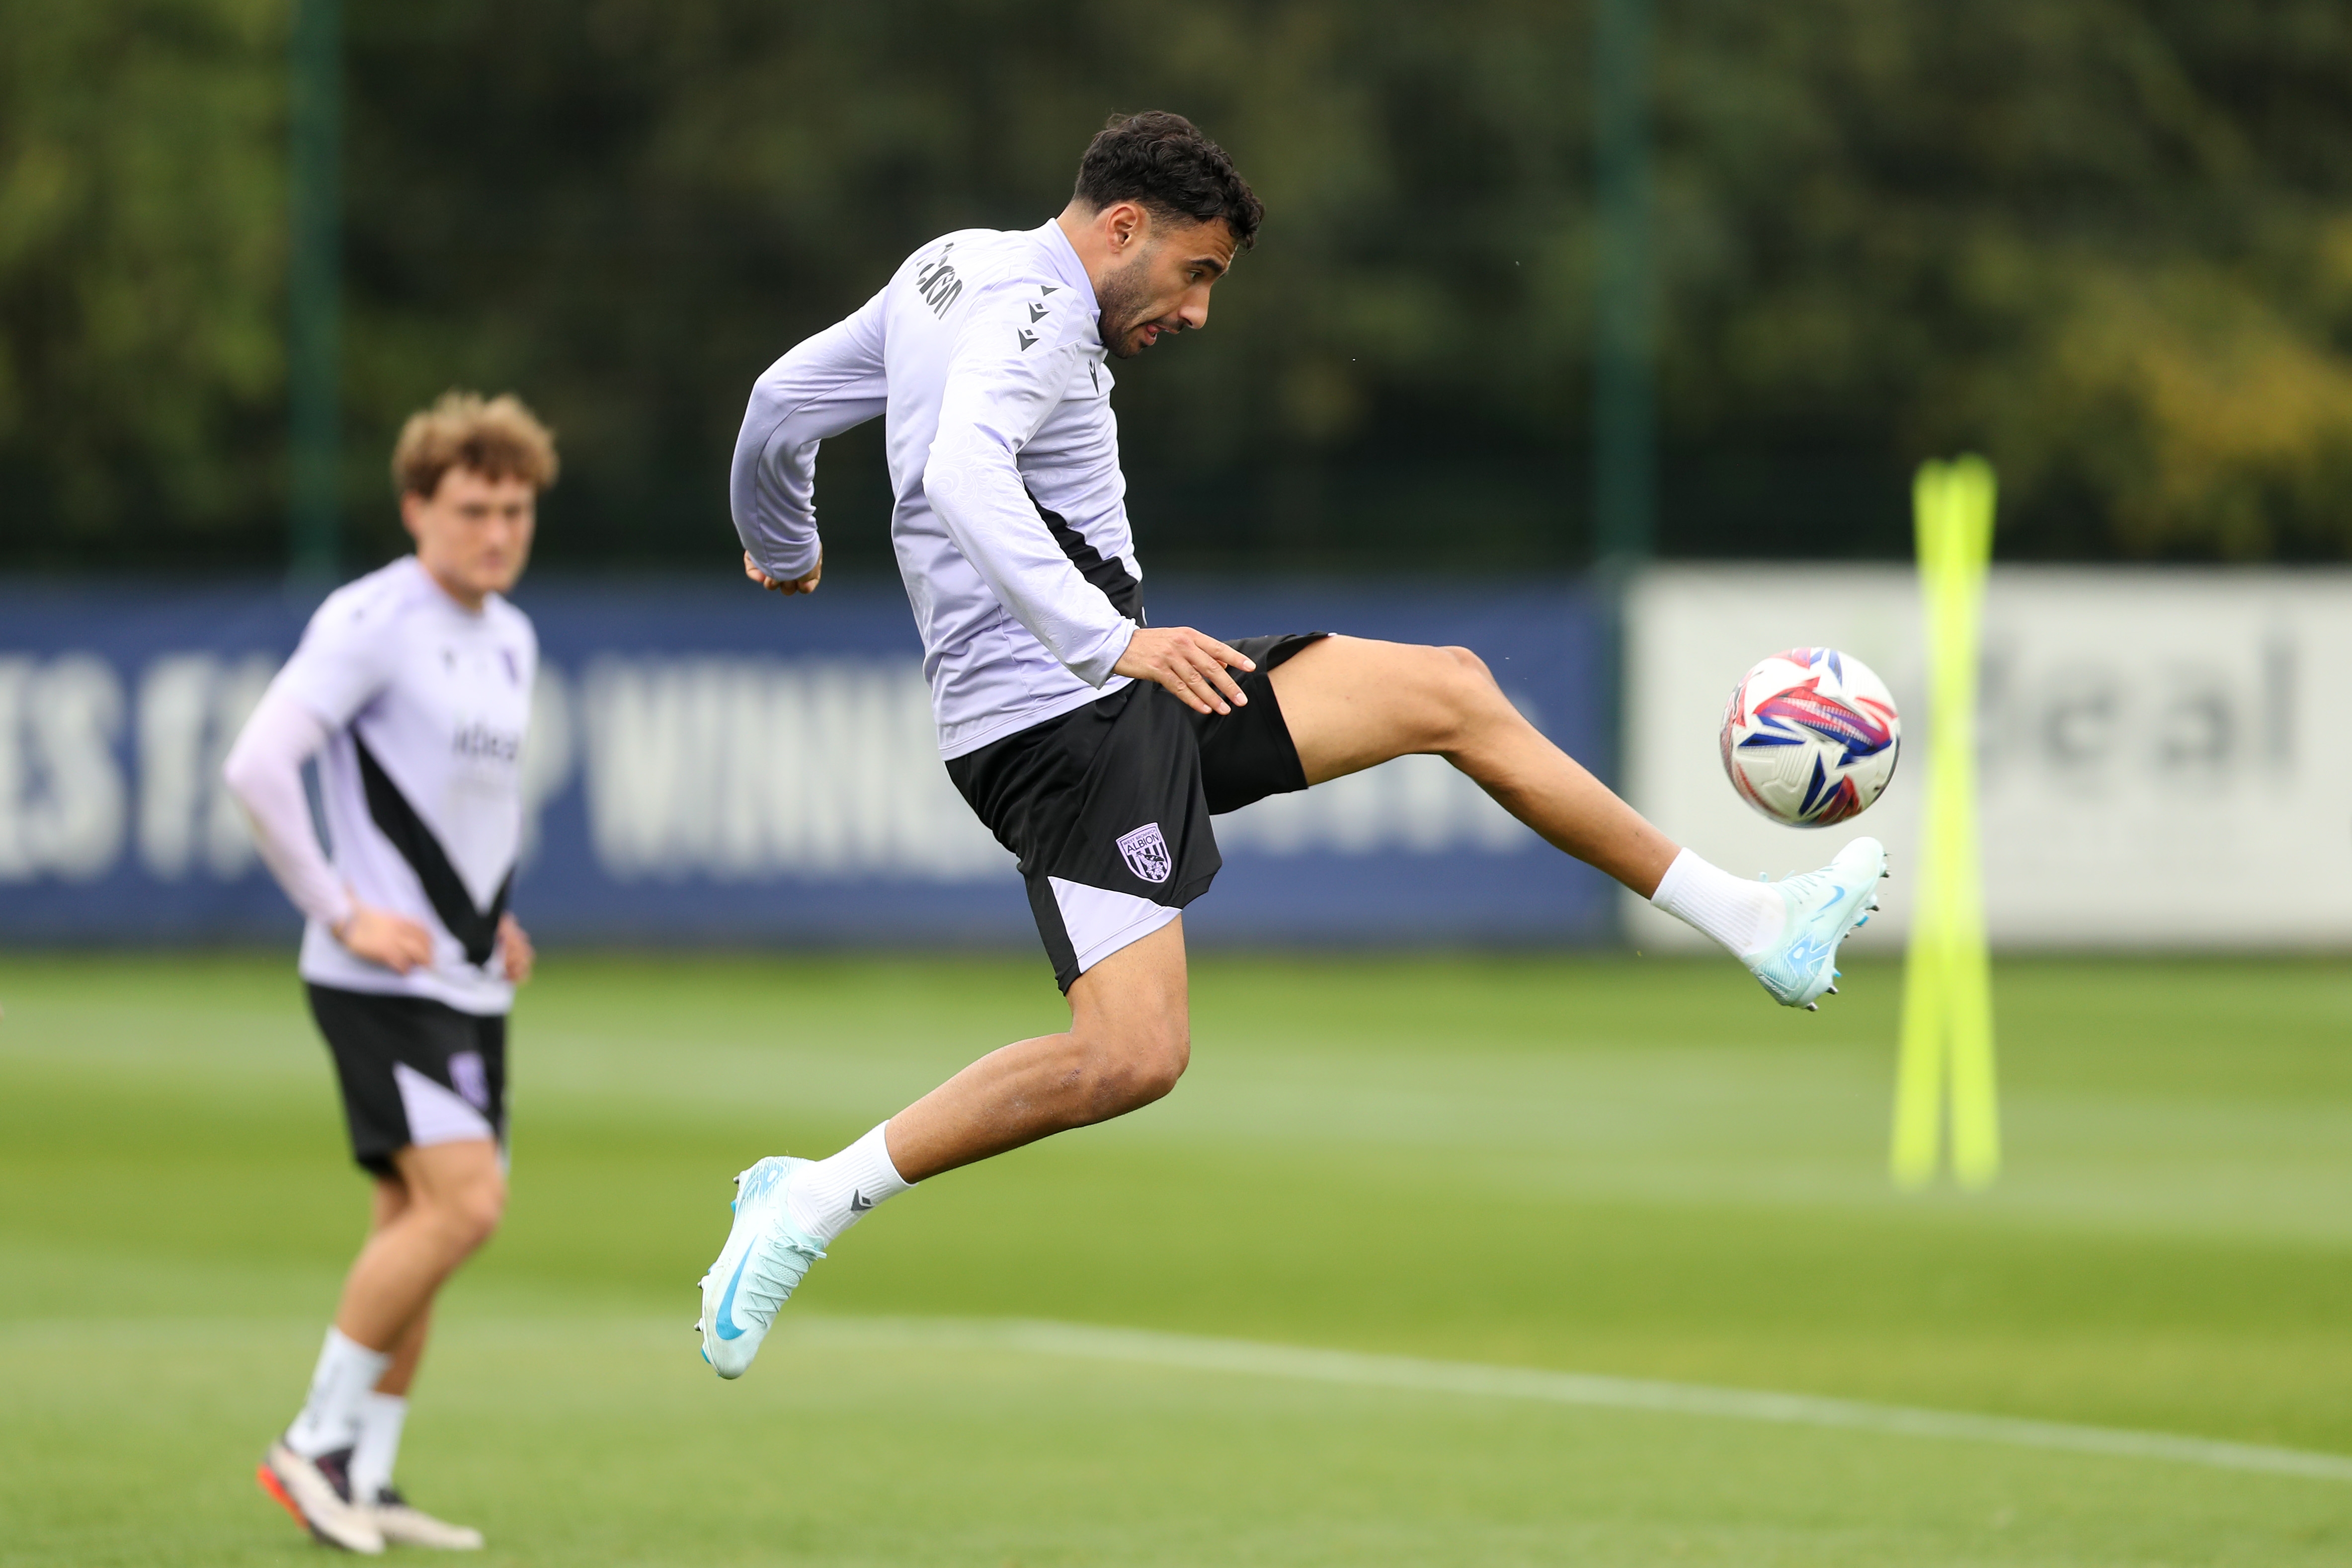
[333,1140,506,1352]
[889,917,1190,1180]
[362,1176,428,1394]
[1266,634,1884,1009]
[1268,634,1679,893]
[341,1177,470,1540]
[696,920,1193,1379]
[263,1141,504,1549]
[343,1247,481,1550]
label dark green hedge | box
[5,0,2350,571]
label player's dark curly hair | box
[1072,111,1263,250]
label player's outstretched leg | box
[697,922,1191,1378]
[1265,635,1886,1009]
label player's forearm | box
[923,445,1136,685]
[221,683,354,930]
[730,433,824,582]
[730,401,826,582]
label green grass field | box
[4,949,2351,1566]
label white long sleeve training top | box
[731,220,1143,758]
[222,556,535,1015]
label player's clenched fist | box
[1114,626,1256,715]
[745,549,822,596]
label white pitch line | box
[795,1317,2352,1483]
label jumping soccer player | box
[705,111,1884,1376]
[223,392,555,1552]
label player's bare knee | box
[1410,643,1508,751]
[1072,1014,1189,1114]
[1441,643,1495,684]
[455,1193,505,1253]
[1123,1021,1191,1103]
[428,1172,507,1252]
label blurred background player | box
[705,112,1886,1376]
[222,392,555,1552]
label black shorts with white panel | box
[306,984,508,1177]
[947,632,1327,992]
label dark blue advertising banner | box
[0,576,1616,949]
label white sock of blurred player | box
[347,1391,407,1504]
[785,1123,913,1244]
[284,1328,392,1459]
[1649,849,1788,957]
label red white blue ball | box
[1719,647,1901,827]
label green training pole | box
[1892,457,2000,1190]
[287,0,342,583]
[1590,0,1654,856]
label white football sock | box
[347,1392,407,1504]
[1650,848,1787,958]
[284,1327,393,1459]
[785,1122,913,1245]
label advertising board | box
[1623,567,2352,949]
[0,577,1616,949]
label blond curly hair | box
[390,390,560,499]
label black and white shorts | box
[306,985,509,1176]
[948,632,1327,991]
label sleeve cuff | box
[316,886,355,933]
[752,538,821,582]
[1068,618,1139,688]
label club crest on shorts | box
[448,1050,491,1112]
[1116,822,1173,884]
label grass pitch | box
[4,949,2351,1565]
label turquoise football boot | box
[696,1157,825,1380]
[1743,836,1889,1010]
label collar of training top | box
[1034,220,1101,323]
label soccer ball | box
[1719,647,1900,827]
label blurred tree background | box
[4,0,2350,575]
